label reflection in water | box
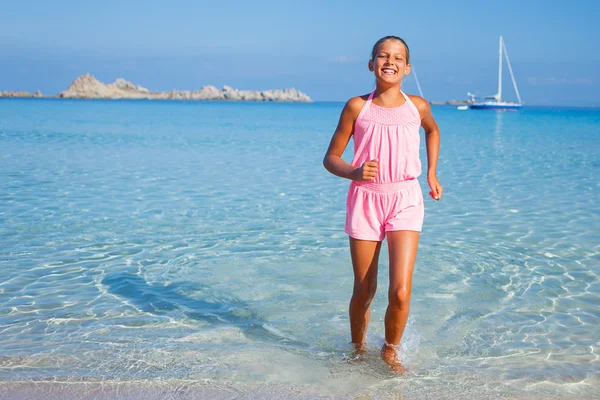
[493,110,504,152]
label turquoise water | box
[0,99,598,399]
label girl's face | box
[369,40,411,85]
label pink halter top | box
[351,91,422,183]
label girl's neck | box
[373,84,405,107]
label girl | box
[323,36,442,373]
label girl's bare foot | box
[381,342,408,374]
[348,342,367,362]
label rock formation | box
[1,90,42,98]
[56,74,312,102]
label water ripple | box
[0,101,598,399]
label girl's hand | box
[353,159,378,182]
[428,174,443,200]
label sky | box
[1,0,599,106]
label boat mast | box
[411,67,425,98]
[496,36,503,102]
[502,39,522,105]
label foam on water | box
[0,99,598,399]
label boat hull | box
[469,103,522,110]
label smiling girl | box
[323,35,442,373]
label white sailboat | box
[469,36,523,110]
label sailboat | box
[469,36,523,110]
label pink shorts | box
[344,179,424,241]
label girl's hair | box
[371,36,410,64]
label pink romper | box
[344,91,424,241]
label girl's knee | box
[388,287,411,309]
[352,281,377,306]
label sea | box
[0,98,598,399]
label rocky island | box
[1,74,312,102]
[1,90,43,98]
[430,100,470,106]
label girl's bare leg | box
[382,230,420,372]
[349,237,382,351]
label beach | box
[2,379,585,399]
[0,99,598,399]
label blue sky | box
[1,0,599,106]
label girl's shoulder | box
[343,94,371,118]
[406,94,432,118]
[406,94,428,108]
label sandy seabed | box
[0,379,588,400]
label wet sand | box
[0,379,589,400]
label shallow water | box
[1,99,598,399]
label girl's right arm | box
[323,97,378,181]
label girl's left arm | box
[411,96,443,201]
